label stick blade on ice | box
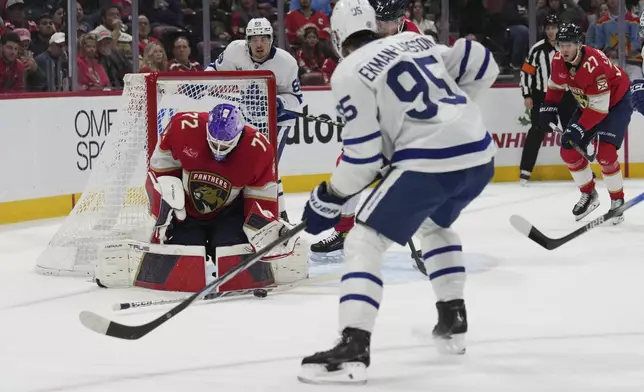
[79,311,148,340]
[79,310,111,335]
[509,214,556,250]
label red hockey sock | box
[560,147,595,193]
[597,142,624,200]
[335,215,355,233]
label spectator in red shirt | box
[296,26,326,75]
[77,33,110,90]
[168,37,203,71]
[4,0,36,32]
[285,0,331,45]
[0,32,25,93]
[137,15,159,57]
[140,41,168,72]
[321,55,337,84]
[231,0,260,39]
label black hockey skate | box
[298,327,370,384]
[610,198,624,225]
[572,189,600,221]
[433,299,467,355]
[520,170,531,187]
[309,230,347,262]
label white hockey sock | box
[339,225,392,333]
[417,218,466,301]
[342,193,361,216]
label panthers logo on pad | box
[188,171,232,214]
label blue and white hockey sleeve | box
[205,47,235,71]
[276,58,304,123]
[441,38,499,101]
[329,74,382,197]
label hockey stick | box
[549,122,598,162]
[284,109,344,127]
[408,241,428,276]
[79,221,307,340]
[113,272,340,311]
[510,191,644,250]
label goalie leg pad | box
[96,240,207,292]
[271,237,310,284]
[135,246,207,292]
[215,244,275,291]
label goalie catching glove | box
[145,172,186,244]
[243,202,298,261]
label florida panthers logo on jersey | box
[188,171,232,214]
[569,86,588,108]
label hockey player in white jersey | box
[206,17,303,220]
[297,0,498,384]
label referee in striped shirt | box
[519,14,576,185]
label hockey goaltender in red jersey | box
[94,103,307,293]
[540,23,631,225]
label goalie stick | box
[510,191,644,250]
[79,221,307,340]
[113,272,340,311]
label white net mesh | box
[36,72,274,276]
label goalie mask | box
[207,103,244,161]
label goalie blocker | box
[95,201,309,292]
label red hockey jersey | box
[401,17,420,34]
[150,111,278,220]
[545,46,630,131]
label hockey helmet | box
[246,18,274,45]
[556,22,583,43]
[207,103,245,161]
[330,0,378,57]
[369,0,406,21]
[543,14,560,28]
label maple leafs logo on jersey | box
[188,171,232,214]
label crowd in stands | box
[0,0,642,93]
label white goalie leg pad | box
[95,241,143,288]
[96,240,206,289]
[416,218,466,301]
[340,225,392,333]
[271,237,310,284]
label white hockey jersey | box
[330,33,499,197]
[206,40,303,123]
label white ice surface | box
[2,181,644,392]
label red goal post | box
[35,70,279,277]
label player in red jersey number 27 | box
[539,23,632,225]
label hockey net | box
[35,71,277,277]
